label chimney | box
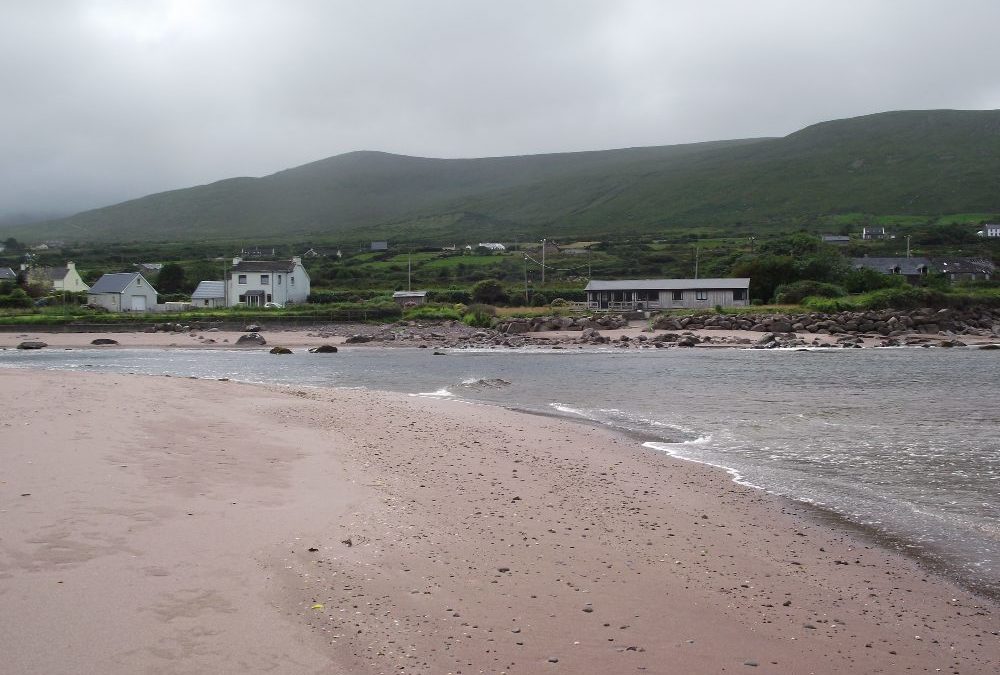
[292,256,302,266]
[232,257,241,266]
[67,261,76,270]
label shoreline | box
[1,368,996,673]
[1,321,998,352]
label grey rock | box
[16,341,47,350]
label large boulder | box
[16,341,47,350]
[236,332,266,346]
[344,335,374,344]
[269,346,292,354]
[91,338,119,345]
[308,344,338,353]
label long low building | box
[584,278,750,311]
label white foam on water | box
[413,388,455,398]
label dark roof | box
[851,257,930,275]
[585,278,750,291]
[89,272,155,294]
[231,260,296,273]
[0,267,16,281]
[931,257,995,275]
[242,289,266,297]
[31,266,68,281]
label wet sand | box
[0,370,996,674]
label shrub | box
[856,286,948,310]
[773,280,847,304]
[531,293,549,307]
[426,289,472,304]
[0,287,33,308]
[549,297,569,307]
[471,279,508,305]
[802,295,856,312]
[462,303,496,328]
[403,304,462,321]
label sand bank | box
[0,370,996,674]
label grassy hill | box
[9,109,1000,244]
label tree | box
[471,278,508,305]
[156,263,185,294]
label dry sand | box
[0,369,996,674]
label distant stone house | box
[370,241,389,252]
[477,242,506,252]
[87,272,158,312]
[0,267,17,283]
[821,235,851,245]
[27,261,90,293]
[862,226,888,240]
[851,257,930,284]
[225,257,310,307]
[976,224,1000,238]
[584,278,750,311]
[191,280,226,308]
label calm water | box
[2,345,998,596]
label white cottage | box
[87,272,158,312]
[27,261,90,292]
[225,257,310,307]
[585,278,750,311]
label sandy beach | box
[0,369,996,674]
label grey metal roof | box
[192,280,225,299]
[585,278,750,291]
[393,291,427,298]
[851,257,930,275]
[0,267,16,281]
[89,272,154,294]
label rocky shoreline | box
[329,307,1000,350]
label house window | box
[266,293,272,302]
[696,290,708,301]
[260,274,269,284]
[204,299,209,306]
[289,276,295,286]
[277,275,282,285]
[238,274,247,284]
[733,289,747,301]
[672,290,683,301]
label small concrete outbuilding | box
[191,280,226,308]
[87,272,158,312]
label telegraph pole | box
[541,238,546,286]
[523,254,529,304]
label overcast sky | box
[3,0,1000,221]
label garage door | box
[131,295,147,311]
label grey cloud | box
[2,0,999,220]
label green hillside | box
[10,109,1000,244]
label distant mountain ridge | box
[9,109,1000,244]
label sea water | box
[3,345,998,597]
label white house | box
[584,278,751,311]
[27,261,90,293]
[87,272,158,312]
[976,224,1000,238]
[191,280,226,308]
[225,257,310,307]
[478,242,506,251]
